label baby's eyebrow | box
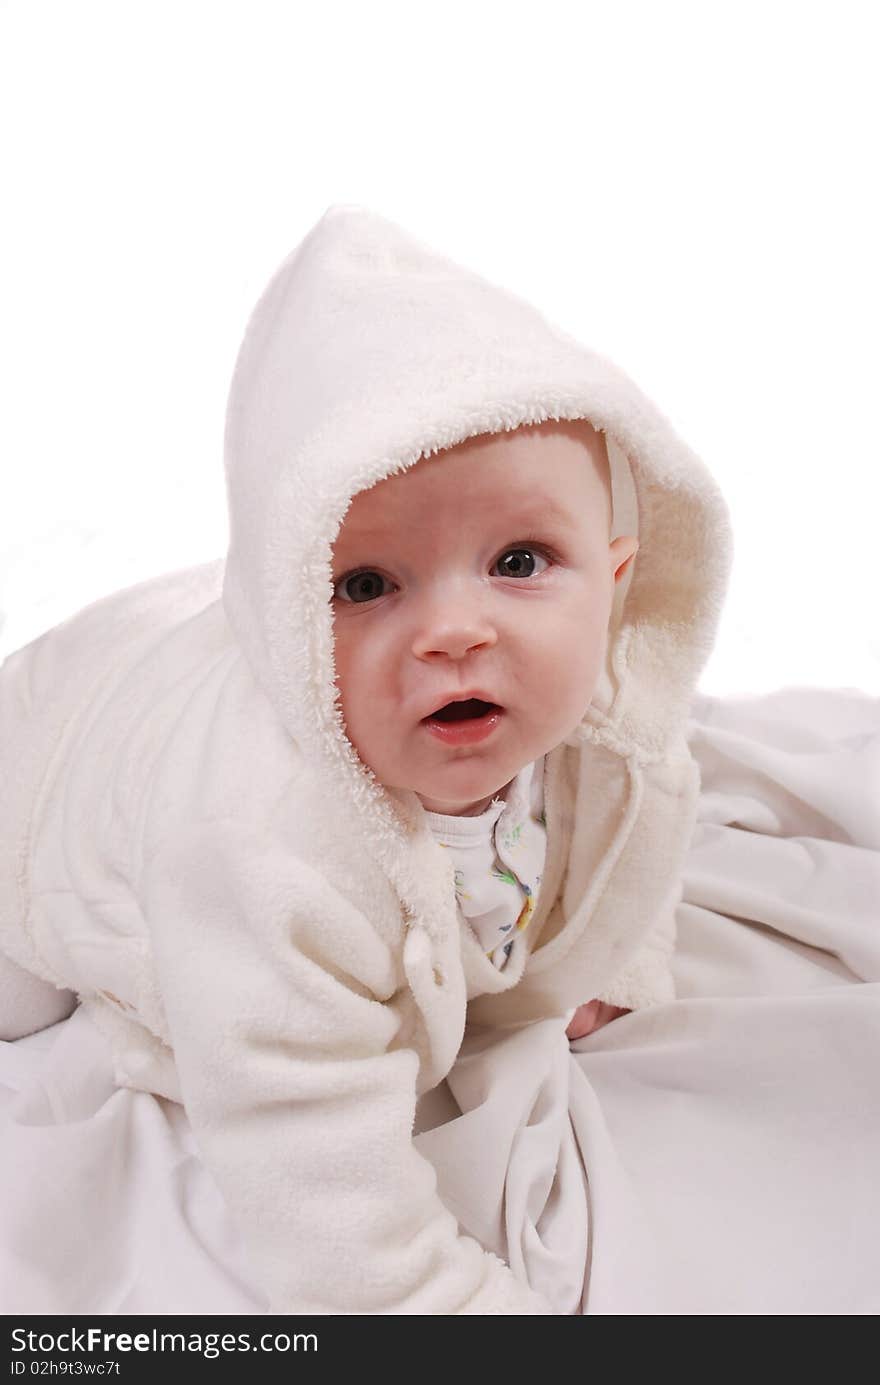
[338,493,580,548]
[508,493,581,531]
[475,492,583,538]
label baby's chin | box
[414,788,508,817]
[369,719,560,812]
[377,765,515,817]
[409,760,525,816]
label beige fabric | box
[2,686,877,1314]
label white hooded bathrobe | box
[0,205,734,1314]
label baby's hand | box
[566,999,632,1041]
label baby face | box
[331,419,638,816]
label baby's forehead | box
[334,418,611,545]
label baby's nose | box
[410,602,498,661]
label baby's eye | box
[492,546,551,579]
[333,546,552,605]
[333,570,394,604]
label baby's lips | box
[419,690,504,721]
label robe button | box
[432,963,445,987]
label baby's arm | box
[144,820,556,1316]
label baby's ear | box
[610,535,639,584]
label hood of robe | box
[221,204,733,869]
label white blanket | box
[2,685,878,1315]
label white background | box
[1,0,877,696]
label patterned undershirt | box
[423,755,547,970]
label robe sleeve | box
[593,877,681,1010]
[143,821,557,1316]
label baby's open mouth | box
[425,699,500,723]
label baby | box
[330,415,635,1038]
[0,205,732,1315]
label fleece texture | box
[0,204,733,1314]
